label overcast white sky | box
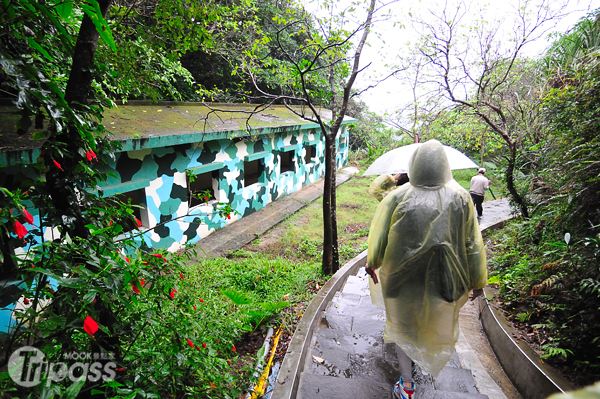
[357,0,596,114]
[303,0,596,115]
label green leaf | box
[63,379,85,399]
[222,289,253,305]
[83,290,97,303]
[54,276,85,288]
[259,301,289,311]
[53,0,73,19]
[27,38,54,62]
[81,0,116,52]
[256,344,266,360]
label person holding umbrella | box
[469,168,491,218]
[365,140,487,399]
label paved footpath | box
[191,169,521,399]
[297,198,522,399]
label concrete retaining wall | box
[272,250,367,399]
[272,210,574,399]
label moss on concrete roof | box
[0,102,355,154]
[104,102,333,139]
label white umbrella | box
[363,143,479,176]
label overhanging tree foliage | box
[412,0,570,219]
[0,0,262,396]
[228,0,386,275]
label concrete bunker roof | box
[0,102,357,155]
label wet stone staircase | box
[297,268,489,399]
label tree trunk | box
[65,0,113,105]
[505,142,529,218]
[480,134,485,166]
[44,0,113,239]
[322,132,339,275]
[330,137,339,271]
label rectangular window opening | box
[188,171,217,208]
[114,189,147,232]
[244,159,264,186]
[280,151,295,173]
[305,145,317,164]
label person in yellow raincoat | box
[366,140,487,399]
[368,174,397,201]
[368,173,410,202]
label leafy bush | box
[0,243,321,398]
[486,219,600,386]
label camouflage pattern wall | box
[0,114,350,255]
[94,126,348,252]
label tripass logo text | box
[8,346,117,387]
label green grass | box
[274,172,380,264]
[123,250,326,398]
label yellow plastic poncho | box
[368,175,397,201]
[367,140,487,376]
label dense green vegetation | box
[468,12,600,386]
[1,0,600,394]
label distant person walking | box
[469,168,490,218]
[366,140,487,399]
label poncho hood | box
[408,140,452,189]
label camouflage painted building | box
[0,102,355,254]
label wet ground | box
[194,169,523,399]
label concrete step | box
[298,372,488,399]
[298,373,391,399]
[299,275,488,399]
[414,388,488,399]
[431,367,487,397]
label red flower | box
[52,160,63,171]
[170,289,177,299]
[193,305,197,310]
[22,209,33,224]
[199,298,204,303]
[187,339,194,348]
[204,196,208,201]
[227,214,231,220]
[132,283,141,294]
[179,272,184,279]
[124,257,130,264]
[115,367,125,372]
[151,254,166,262]
[83,316,99,337]
[86,149,98,162]
[134,218,142,228]
[202,342,207,348]
[232,345,236,352]
[23,298,30,304]
[13,221,27,239]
